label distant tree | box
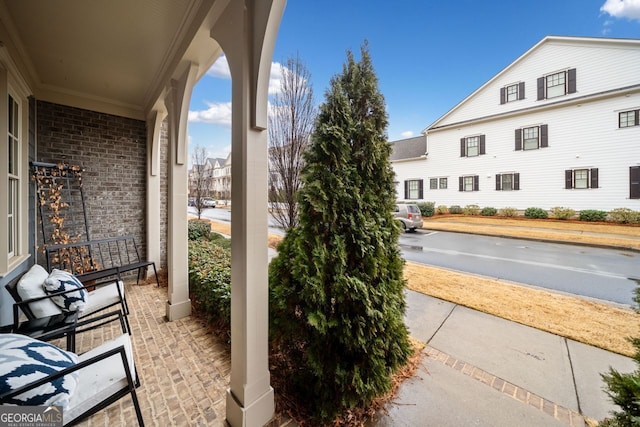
[269,42,412,423]
[599,284,640,426]
[189,146,212,219]
[268,54,316,230]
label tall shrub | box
[269,43,411,423]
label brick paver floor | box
[73,282,231,426]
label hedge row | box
[402,203,640,224]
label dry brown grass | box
[192,215,640,357]
[424,216,640,249]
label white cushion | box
[80,280,124,317]
[44,269,88,313]
[16,264,62,318]
[0,334,78,408]
[65,333,135,424]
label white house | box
[392,36,640,212]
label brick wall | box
[36,101,149,259]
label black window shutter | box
[567,68,577,94]
[418,179,424,199]
[460,138,466,157]
[514,173,520,190]
[590,168,599,189]
[404,181,409,199]
[515,129,522,151]
[500,88,505,104]
[631,166,640,199]
[540,125,548,148]
[537,77,545,100]
[495,174,501,191]
[473,175,479,191]
[518,82,525,100]
[565,170,573,189]
[459,176,463,191]
[479,135,486,155]
[635,109,639,125]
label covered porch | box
[0,0,285,424]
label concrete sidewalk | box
[372,290,636,427]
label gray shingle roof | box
[389,136,427,161]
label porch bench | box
[45,235,159,287]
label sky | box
[187,0,640,162]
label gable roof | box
[389,136,427,162]
[423,35,640,133]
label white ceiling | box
[1,0,223,119]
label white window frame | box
[466,136,479,157]
[506,84,519,102]
[523,126,539,150]
[574,169,588,189]
[407,179,420,199]
[463,176,474,192]
[0,54,31,276]
[501,173,514,191]
[546,71,566,99]
[439,177,448,189]
[619,109,639,128]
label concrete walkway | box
[371,290,636,427]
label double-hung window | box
[404,179,423,199]
[537,68,576,100]
[515,125,548,151]
[495,173,520,191]
[619,109,639,128]
[7,95,19,258]
[500,82,525,104]
[565,168,598,189]
[458,175,479,192]
[460,135,486,157]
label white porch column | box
[146,108,165,273]
[211,1,286,425]
[164,63,199,321]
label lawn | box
[200,216,639,357]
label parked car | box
[203,199,217,208]
[393,203,423,232]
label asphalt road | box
[192,207,639,306]
[399,230,639,306]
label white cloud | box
[188,101,232,126]
[601,0,640,20]
[400,131,414,138]
[207,55,231,79]
[206,56,287,96]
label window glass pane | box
[506,84,518,102]
[466,136,479,157]
[7,95,19,258]
[523,127,539,150]
[439,178,447,189]
[546,72,566,98]
[464,176,474,191]
[408,180,419,199]
[620,111,637,128]
[574,169,588,189]
[501,174,513,191]
[430,178,437,189]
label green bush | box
[449,205,462,214]
[463,204,481,216]
[608,208,640,224]
[188,220,211,241]
[579,210,608,222]
[417,201,435,217]
[481,207,497,216]
[550,207,576,220]
[500,207,518,217]
[524,207,548,219]
[188,240,231,330]
[436,205,449,215]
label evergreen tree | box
[269,42,412,423]
[600,285,640,426]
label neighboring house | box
[0,1,285,425]
[212,154,232,200]
[392,36,640,212]
[390,135,428,200]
